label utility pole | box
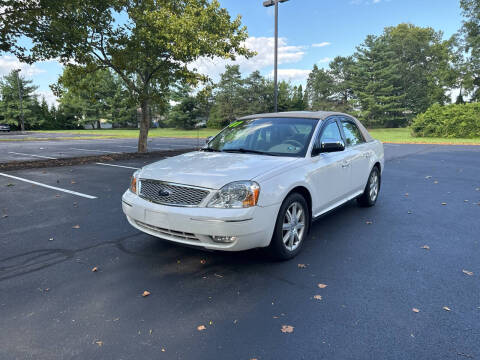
[263,0,289,113]
[13,69,25,132]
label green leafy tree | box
[1,0,252,152]
[329,56,356,111]
[459,0,480,101]
[304,65,335,110]
[0,70,39,130]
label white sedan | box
[122,111,384,259]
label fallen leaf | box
[197,325,206,331]
[412,308,420,313]
[366,220,373,225]
[149,329,153,335]
[441,202,447,206]
[425,176,432,179]
[314,295,322,300]
[55,194,60,198]
[281,325,294,333]
[434,181,439,184]
[200,259,206,264]
[161,348,166,352]
[443,306,451,311]
[2,214,7,218]
[462,269,474,276]
[421,245,430,250]
[6,183,14,187]
[214,273,223,278]
[297,264,307,268]
[318,283,328,289]
[71,180,76,184]
[91,266,98,272]
[142,290,151,297]
[72,225,80,229]
[405,193,409,196]
[407,211,412,214]
[476,187,480,191]
[95,341,103,347]
[49,237,54,241]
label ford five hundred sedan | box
[122,111,384,259]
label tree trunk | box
[138,99,150,153]
[96,120,101,129]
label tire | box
[357,166,381,207]
[268,193,310,260]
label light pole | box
[263,0,289,113]
[13,69,25,132]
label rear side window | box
[341,121,365,147]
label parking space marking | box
[0,172,97,199]
[116,145,138,149]
[96,163,140,170]
[8,151,57,160]
[70,148,122,154]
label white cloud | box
[317,57,332,64]
[269,69,311,83]
[35,90,58,107]
[0,55,46,77]
[189,36,306,82]
[312,42,331,48]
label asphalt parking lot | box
[1,144,479,360]
[0,136,202,163]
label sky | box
[0,0,464,106]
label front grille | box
[139,180,209,206]
[135,220,200,241]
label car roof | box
[238,111,348,121]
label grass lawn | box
[368,128,480,145]
[11,127,480,145]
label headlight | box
[207,181,260,208]
[130,170,140,194]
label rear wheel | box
[357,166,380,207]
[268,193,310,260]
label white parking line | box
[0,172,97,199]
[8,151,57,160]
[96,163,139,170]
[116,145,138,149]
[70,148,122,154]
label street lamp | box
[12,69,25,132]
[263,0,289,113]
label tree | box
[1,0,252,152]
[53,66,136,129]
[459,0,480,101]
[208,65,245,128]
[304,65,335,111]
[351,35,405,127]
[329,56,356,111]
[0,70,39,130]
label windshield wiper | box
[222,148,278,156]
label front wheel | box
[357,166,381,207]
[268,193,310,260]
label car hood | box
[139,151,299,189]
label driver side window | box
[320,121,343,143]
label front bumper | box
[122,190,279,251]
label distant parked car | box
[122,111,384,259]
[0,124,10,132]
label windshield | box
[205,117,319,157]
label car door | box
[309,117,352,216]
[339,117,371,194]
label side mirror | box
[206,136,214,144]
[320,140,345,153]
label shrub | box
[411,103,480,138]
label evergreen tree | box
[0,70,39,130]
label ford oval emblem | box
[158,188,171,197]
